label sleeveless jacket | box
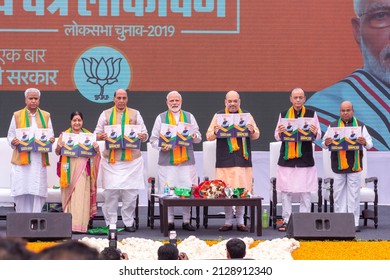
[277,108,315,167]
[158,110,195,166]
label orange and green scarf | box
[19,107,49,166]
[225,108,248,160]
[166,110,189,165]
[283,106,305,160]
[108,106,132,164]
[337,117,362,171]
[60,127,91,188]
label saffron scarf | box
[224,108,248,160]
[60,127,91,188]
[337,117,362,171]
[283,106,305,160]
[166,110,189,165]
[19,107,49,166]
[108,106,132,163]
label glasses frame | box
[359,8,390,29]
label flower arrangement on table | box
[174,180,252,199]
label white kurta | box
[149,110,202,191]
[7,114,53,197]
[98,156,145,190]
[95,108,148,227]
[322,124,373,226]
[150,110,201,223]
[274,112,321,192]
[95,108,148,190]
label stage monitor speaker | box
[286,213,355,240]
[6,212,72,241]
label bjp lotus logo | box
[74,47,131,103]
[82,57,122,100]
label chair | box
[146,142,160,229]
[322,148,378,228]
[0,138,16,220]
[269,142,323,229]
[202,140,250,228]
[202,140,222,227]
[146,142,196,228]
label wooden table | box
[159,196,263,237]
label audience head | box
[39,240,100,260]
[226,238,246,259]
[0,237,37,260]
[157,243,179,260]
[100,247,128,260]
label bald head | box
[289,88,306,110]
[225,90,241,113]
[226,90,240,100]
[340,101,354,122]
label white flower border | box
[79,236,300,260]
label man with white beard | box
[306,0,390,151]
[149,91,202,231]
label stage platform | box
[0,205,389,241]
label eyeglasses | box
[359,8,390,28]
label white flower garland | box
[79,236,300,260]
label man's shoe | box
[182,223,195,231]
[355,226,361,232]
[218,225,233,232]
[125,225,136,232]
[168,223,175,231]
[237,224,249,232]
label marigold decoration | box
[25,241,58,253]
[292,241,390,260]
[25,239,390,260]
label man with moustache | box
[150,91,202,231]
[306,0,390,151]
[7,88,55,213]
[94,88,148,232]
[206,90,260,232]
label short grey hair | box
[24,88,41,98]
[166,91,181,100]
[353,0,363,16]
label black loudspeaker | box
[6,213,72,241]
[286,213,355,240]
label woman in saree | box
[55,111,100,233]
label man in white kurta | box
[95,89,148,232]
[322,101,373,231]
[149,91,201,231]
[7,88,55,213]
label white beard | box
[361,39,390,86]
[169,104,181,113]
